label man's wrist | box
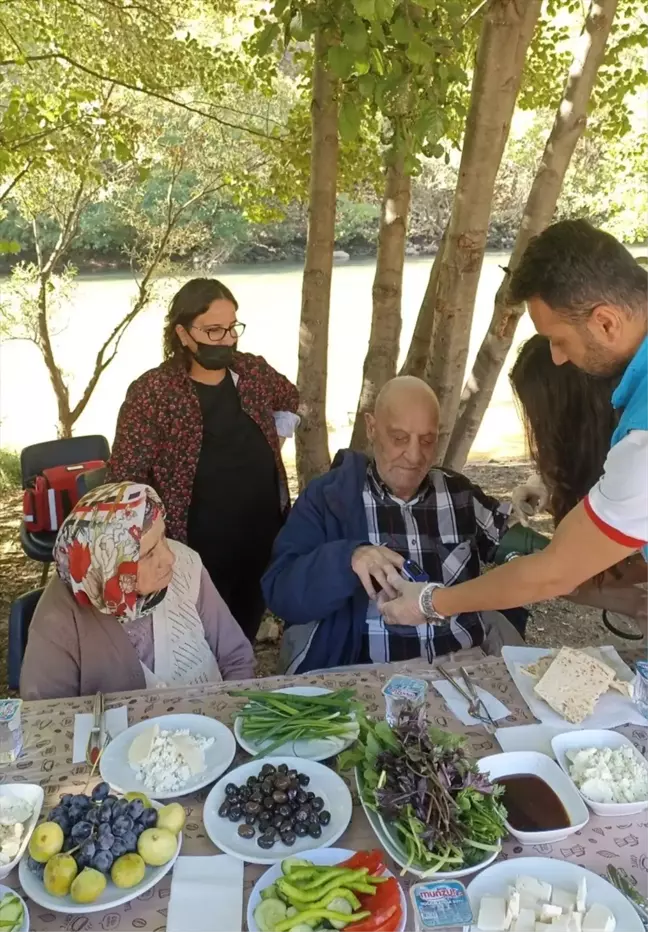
[419,583,447,621]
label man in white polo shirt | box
[381,220,648,629]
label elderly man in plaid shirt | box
[262,377,525,674]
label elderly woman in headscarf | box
[20,482,255,700]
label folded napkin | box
[431,677,511,726]
[167,855,244,932]
[72,706,128,763]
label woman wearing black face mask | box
[108,278,300,643]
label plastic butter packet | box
[410,879,473,931]
[382,675,428,726]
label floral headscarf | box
[54,482,166,621]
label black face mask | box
[191,342,237,371]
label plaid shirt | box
[360,464,511,663]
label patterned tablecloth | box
[2,650,647,931]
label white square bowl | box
[551,729,648,817]
[0,783,45,880]
[478,751,589,845]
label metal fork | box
[436,665,497,733]
[607,866,648,930]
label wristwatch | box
[419,583,447,622]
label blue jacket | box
[610,335,648,560]
[261,450,372,672]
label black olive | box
[311,797,324,812]
[319,810,331,826]
[238,786,251,801]
[238,824,255,839]
[247,775,258,787]
[245,800,261,814]
[264,826,277,839]
[218,801,230,818]
[296,790,308,805]
[307,822,322,838]
[263,797,275,810]
[295,822,308,837]
[287,769,298,780]
[228,806,242,822]
[274,775,290,791]
[277,764,289,775]
[295,808,310,822]
[272,813,285,828]
[225,783,238,798]
[257,833,276,849]
[281,830,296,846]
[260,763,276,776]
[245,813,258,825]
[272,790,288,805]
[278,804,292,818]
[261,780,274,795]
[298,773,311,787]
[258,818,271,834]
[307,791,315,801]
[287,787,298,802]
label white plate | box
[0,784,44,881]
[203,756,353,865]
[355,767,500,880]
[18,799,181,915]
[100,713,236,799]
[247,847,407,932]
[0,883,29,932]
[234,686,359,762]
[495,724,564,758]
[478,751,589,844]
[466,856,643,932]
[552,729,648,817]
[501,645,643,729]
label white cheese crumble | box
[567,745,648,804]
[0,794,33,866]
[131,728,214,794]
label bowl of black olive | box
[203,757,353,864]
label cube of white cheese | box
[512,908,537,932]
[539,903,562,922]
[534,924,551,932]
[582,903,616,932]
[551,917,572,932]
[519,894,541,916]
[478,896,508,931]
[576,878,587,914]
[552,888,578,912]
[568,913,583,932]
[506,890,521,926]
[516,876,553,903]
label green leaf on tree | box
[352,0,376,20]
[0,240,21,255]
[344,20,369,53]
[339,96,361,141]
[257,22,280,56]
[328,45,356,79]
[407,35,434,65]
[375,0,396,21]
[390,16,411,44]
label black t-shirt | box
[187,372,282,580]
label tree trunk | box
[443,0,619,471]
[350,155,411,452]
[35,275,74,438]
[423,0,542,462]
[399,227,447,379]
[295,29,339,489]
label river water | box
[0,254,536,461]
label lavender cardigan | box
[20,569,255,700]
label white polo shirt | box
[584,429,648,549]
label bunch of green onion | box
[231,688,359,757]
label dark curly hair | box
[510,335,618,524]
[163,278,238,365]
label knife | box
[459,665,498,730]
[86,692,104,766]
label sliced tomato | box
[338,849,386,876]
[358,876,400,913]
[346,904,399,932]
[373,904,403,932]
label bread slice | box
[522,647,632,698]
[533,647,615,723]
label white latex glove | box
[510,472,549,526]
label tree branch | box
[0,158,33,203]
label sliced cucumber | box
[261,884,279,901]
[323,898,352,930]
[0,894,24,932]
[254,898,288,932]
[286,907,298,919]
[282,857,314,875]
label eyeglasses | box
[190,321,246,342]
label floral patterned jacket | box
[107,354,299,543]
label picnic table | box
[2,647,647,931]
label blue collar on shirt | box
[610,335,648,446]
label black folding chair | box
[20,435,110,583]
[7,588,43,691]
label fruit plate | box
[100,713,236,799]
[466,856,643,932]
[247,848,408,932]
[203,756,353,865]
[0,883,29,932]
[234,686,360,762]
[17,798,182,915]
[0,783,44,881]
[355,768,500,880]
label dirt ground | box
[1,460,642,695]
